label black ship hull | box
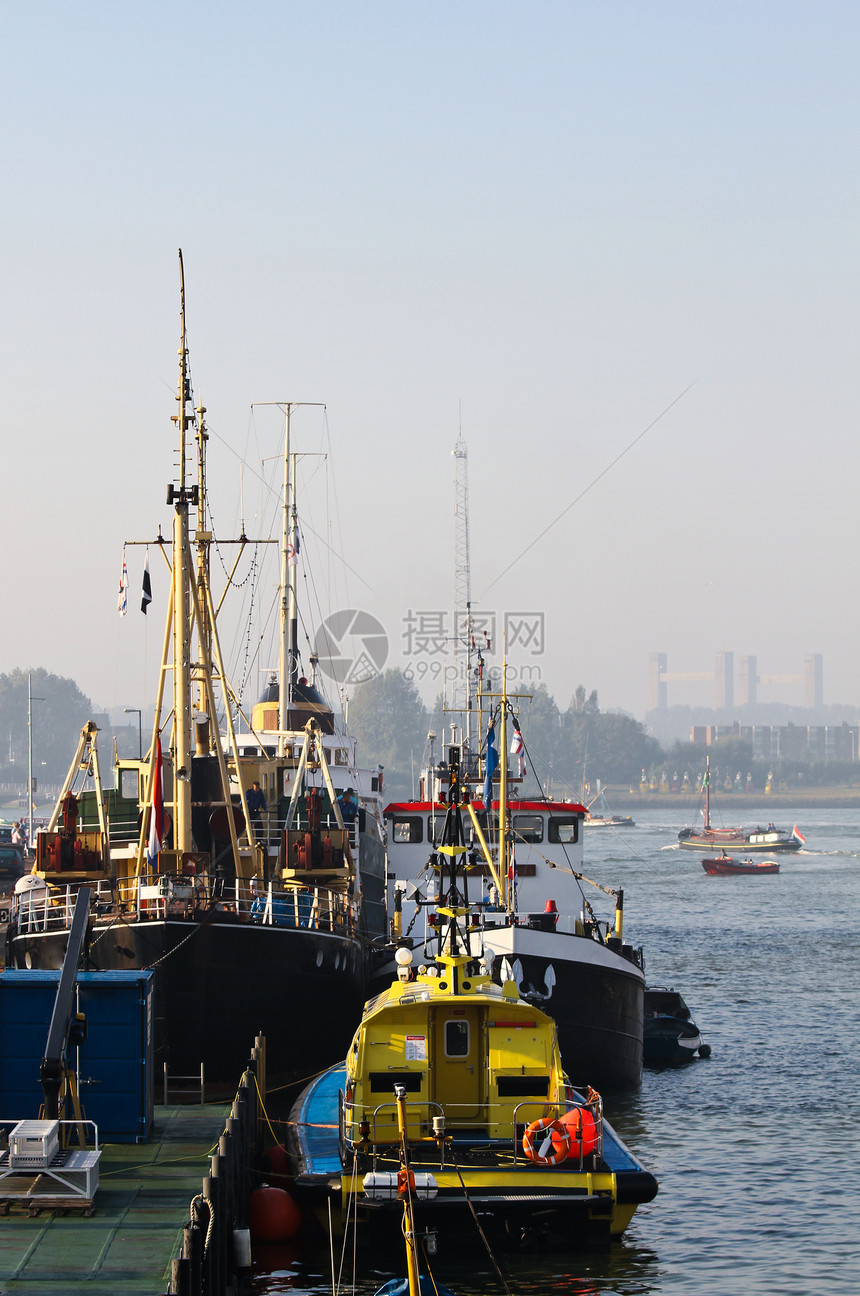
[8,915,368,1089]
[484,925,644,1092]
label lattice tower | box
[452,432,472,741]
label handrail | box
[11,875,358,935]
[342,1092,604,1168]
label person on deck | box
[246,781,268,841]
[337,787,358,825]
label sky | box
[2,1,859,727]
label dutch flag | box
[117,549,129,617]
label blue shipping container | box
[0,970,154,1142]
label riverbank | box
[605,787,860,810]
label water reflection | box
[250,1238,664,1296]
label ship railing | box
[10,873,357,935]
[342,1093,604,1167]
[245,811,361,855]
[129,874,357,933]
[246,881,357,933]
[511,1097,604,1166]
[342,1097,446,1167]
[106,811,142,844]
[11,878,117,935]
[345,1097,502,1167]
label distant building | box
[689,720,858,762]
[651,652,823,711]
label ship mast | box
[498,655,509,908]
[194,398,211,720]
[277,407,300,756]
[452,431,473,753]
[133,254,257,877]
[171,250,194,851]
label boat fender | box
[261,1142,290,1186]
[249,1185,302,1241]
[522,1117,570,1166]
[560,1105,597,1159]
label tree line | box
[0,668,95,790]
[346,670,860,804]
[346,671,663,803]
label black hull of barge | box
[468,924,644,1092]
[512,949,643,1093]
[8,916,367,1088]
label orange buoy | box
[522,1117,570,1166]
[560,1106,597,1159]
[261,1143,290,1185]
[249,1186,302,1241]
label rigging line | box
[321,409,351,608]
[482,377,700,593]
[514,720,588,906]
[450,1157,513,1296]
[213,421,381,597]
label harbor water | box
[251,807,860,1296]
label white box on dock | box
[9,1119,60,1167]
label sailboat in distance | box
[677,757,803,853]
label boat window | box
[513,814,543,843]
[474,812,500,837]
[334,748,349,766]
[428,816,449,846]
[444,1020,470,1057]
[369,1071,422,1093]
[391,817,423,844]
[497,1075,550,1097]
[548,817,580,844]
[118,768,139,801]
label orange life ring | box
[560,1105,597,1159]
[522,1117,570,1166]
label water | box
[250,807,860,1296]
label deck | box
[0,1102,229,1294]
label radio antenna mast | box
[452,428,473,753]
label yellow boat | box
[287,751,657,1250]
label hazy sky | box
[3,1,859,724]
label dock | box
[0,1101,229,1294]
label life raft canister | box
[522,1117,571,1166]
[559,1105,597,1159]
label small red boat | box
[701,853,779,876]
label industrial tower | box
[452,432,472,747]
